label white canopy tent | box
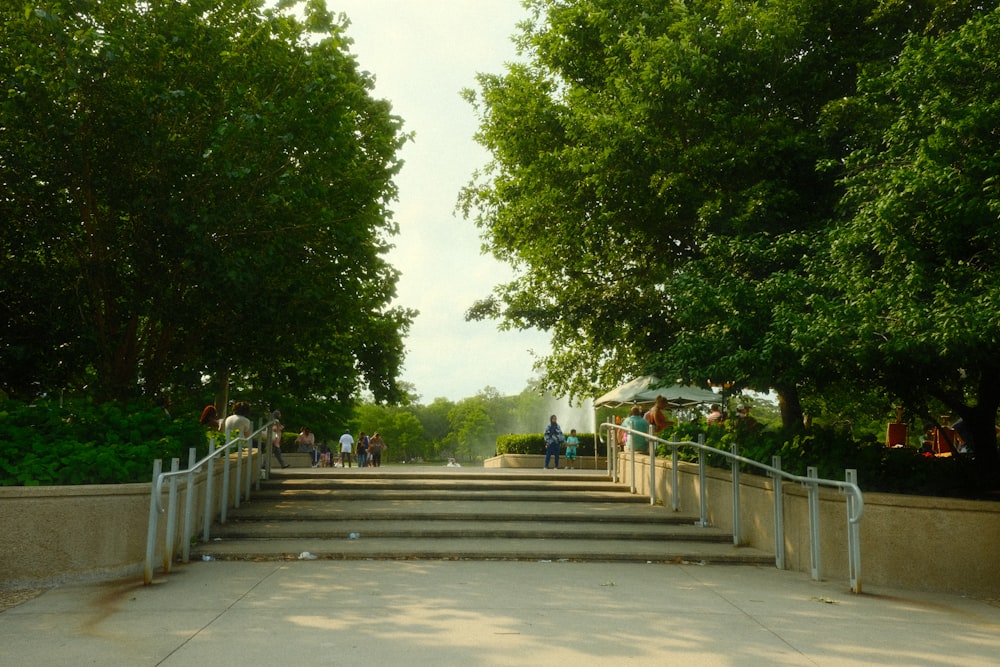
[594,375,720,409]
[593,375,720,477]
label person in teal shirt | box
[621,405,649,451]
[565,429,580,468]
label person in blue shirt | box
[564,429,580,468]
[621,405,649,452]
[543,414,565,470]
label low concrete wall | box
[4,450,997,595]
[1,450,259,587]
[484,454,608,470]
[617,451,1000,597]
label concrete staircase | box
[191,468,774,564]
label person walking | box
[270,410,289,469]
[369,432,386,467]
[543,415,565,470]
[339,429,355,468]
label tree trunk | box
[775,384,804,430]
[967,376,1000,488]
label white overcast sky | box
[328,1,552,403]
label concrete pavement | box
[2,560,999,666]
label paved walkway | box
[3,560,999,666]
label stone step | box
[196,468,776,566]
[209,518,732,541]
[225,499,694,523]
[191,536,773,565]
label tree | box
[808,7,1000,481]
[460,0,986,431]
[0,1,413,406]
[460,0,875,422]
[448,398,496,462]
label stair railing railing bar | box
[600,422,864,593]
[144,419,276,585]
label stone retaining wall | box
[1,450,258,587]
[617,451,1000,597]
[3,452,998,596]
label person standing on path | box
[356,431,370,469]
[296,427,318,466]
[369,432,386,467]
[543,415,565,470]
[564,429,580,469]
[622,405,649,451]
[339,429,355,468]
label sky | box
[328,1,552,403]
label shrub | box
[496,433,598,457]
[653,422,987,499]
[0,398,207,486]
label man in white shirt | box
[223,402,252,440]
[339,430,355,468]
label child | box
[565,429,580,469]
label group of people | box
[617,395,675,452]
[616,396,760,451]
[542,415,581,469]
[334,430,387,468]
[199,402,391,470]
[198,402,292,468]
[289,427,390,468]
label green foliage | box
[660,422,985,499]
[495,434,541,455]
[496,433,597,457]
[0,1,413,407]
[461,0,1000,481]
[0,399,206,486]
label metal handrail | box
[601,420,864,593]
[144,418,277,584]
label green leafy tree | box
[413,397,454,444]
[808,7,1000,481]
[448,399,496,462]
[0,1,413,408]
[459,0,984,431]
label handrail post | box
[608,417,616,480]
[629,429,637,494]
[221,442,232,524]
[807,466,821,580]
[261,418,271,479]
[772,455,786,570]
[233,438,243,509]
[203,435,216,542]
[670,436,683,512]
[254,429,262,491]
[648,424,656,506]
[144,459,163,585]
[846,469,862,593]
[244,430,253,499]
[697,446,709,526]
[164,458,180,574]
[182,448,196,564]
[731,442,741,545]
